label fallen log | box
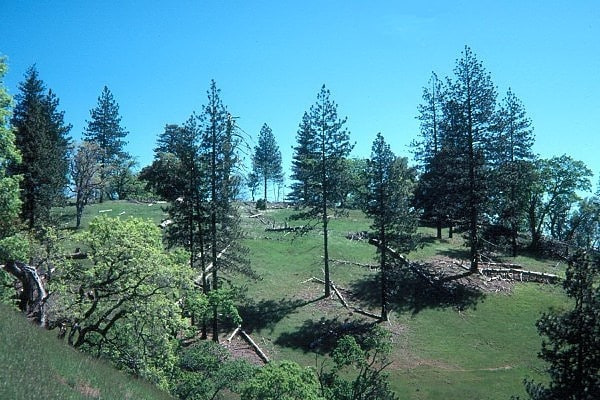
[328,258,378,269]
[330,282,349,308]
[369,238,451,295]
[265,226,305,233]
[240,330,269,363]
[227,325,242,342]
[352,307,382,320]
[480,268,560,283]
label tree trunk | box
[3,261,47,326]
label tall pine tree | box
[11,66,71,230]
[197,80,250,340]
[290,85,354,297]
[251,123,282,204]
[363,133,418,320]
[289,111,318,204]
[489,88,535,256]
[444,46,497,271]
[83,86,129,202]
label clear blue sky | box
[2,1,599,192]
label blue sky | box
[1,1,599,192]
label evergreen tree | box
[412,73,448,238]
[139,124,188,201]
[251,123,282,204]
[289,111,318,204]
[523,250,600,399]
[10,66,71,229]
[197,80,250,340]
[489,89,535,256]
[443,46,497,271]
[83,86,129,202]
[363,133,418,320]
[291,85,354,297]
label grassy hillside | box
[237,204,567,399]
[0,304,173,400]
[4,200,568,399]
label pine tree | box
[444,46,497,271]
[413,72,451,239]
[523,250,600,399]
[83,86,129,202]
[10,66,71,229]
[197,80,250,340]
[251,123,282,204]
[289,111,318,204]
[489,89,535,256]
[363,133,418,320]
[291,85,354,297]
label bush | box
[256,199,266,210]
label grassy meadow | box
[3,200,570,399]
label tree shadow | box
[274,316,375,354]
[350,264,485,316]
[238,296,323,334]
[438,247,470,259]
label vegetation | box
[10,65,71,230]
[1,46,599,400]
[289,85,354,297]
[250,123,283,204]
[83,86,132,202]
[521,250,600,399]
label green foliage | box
[48,216,194,385]
[0,57,22,240]
[363,133,419,319]
[83,86,131,202]
[527,155,593,248]
[0,232,30,264]
[320,325,398,400]
[242,360,324,400]
[256,198,266,210]
[10,65,71,229]
[290,85,354,296]
[251,123,283,203]
[174,341,255,400]
[522,250,600,399]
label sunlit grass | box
[0,304,173,400]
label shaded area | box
[438,247,470,259]
[274,316,375,354]
[350,263,485,316]
[238,296,322,333]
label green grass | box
[0,303,173,400]
[7,201,568,399]
[237,204,566,399]
[53,199,168,230]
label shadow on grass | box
[350,266,485,316]
[438,247,470,259]
[239,296,324,333]
[274,316,376,354]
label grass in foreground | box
[0,304,173,400]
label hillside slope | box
[0,304,173,400]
